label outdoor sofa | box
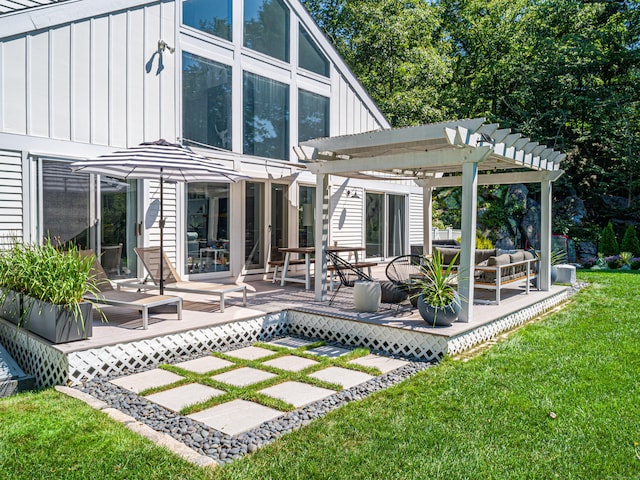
[434,246,539,304]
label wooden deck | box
[0,268,572,387]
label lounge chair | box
[81,251,182,330]
[134,247,247,312]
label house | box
[0,0,428,282]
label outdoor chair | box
[80,250,182,330]
[134,247,247,312]
[101,244,123,276]
[385,254,430,307]
[327,251,407,308]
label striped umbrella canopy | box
[71,139,249,293]
[70,139,248,183]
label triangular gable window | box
[298,26,329,77]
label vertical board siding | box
[0,151,23,246]
[0,3,175,148]
[147,180,177,263]
[71,21,91,143]
[2,38,27,133]
[409,192,423,246]
[51,26,71,140]
[28,32,49,137]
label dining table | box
[278,245,366,290]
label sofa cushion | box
[488,254,511,266]
[509,251,526,264]
[523,250,535,260]
[434,247,461,266]
[475,249,497,264]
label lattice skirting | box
[67,313,288,386]
[0,319,68,388]
[288,312,449,361]
[447,289,570,355]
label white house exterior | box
[0,0,426,282]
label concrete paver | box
[306,345,352,358]
[348,354,409,373]
[110,368,183,393]
[188,399,282,436]
[259,381,336,408]
[266,336,315,349]
[308,366,374,389]
[262,355,319,372]
[173,356,234,374]
[211,367,277,387]
[225,345,275,360]
[145,383,224,412]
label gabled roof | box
[297,118,565,182]
[0,0,66,15]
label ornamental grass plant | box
[0,238,101,323]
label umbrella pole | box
[159,169,164,295]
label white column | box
[458,161,478,323]
[314,173,329,301]
[422,183,433,256]
[540,179,552,290]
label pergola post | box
[458,161,479,323]
[422,183,433,256]
[314,173,330,301]
[539,178,552,290]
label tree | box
[620,225,640,256]
[598,221,619,256]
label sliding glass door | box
[365,191,406,258]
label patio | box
[0,265,572,388]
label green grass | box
[1,270,639,479]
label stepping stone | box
[306,345,352,358]
[226,346,274,361]
[348,354,409,374]
[145,383,224,412]
[308,366,374,389]
[266,337,315,349]
[211,367,277,387]
[110,369,183,394]
[173,356,234,374]
[259,381,336,408]
[262,355,319,372]
[188,399,282,436]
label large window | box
[183,0,232,41]
[244,0,289,62]
[185,183,230,274]
[298,90,329,142]
[243,72,289,160]
[182,52,232,150]
[299,26,329,77]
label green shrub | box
[456,231,495,249]
[620,225,640,256]
[598,221,619,256]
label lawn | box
[1,270,639,479]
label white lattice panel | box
[288,311,448,361]
[67,313,288,385]
[0,319,68,388]
[448,290,569,355]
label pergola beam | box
[416,169,564,188]
[304,146,493,176]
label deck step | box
[0,343,34,397]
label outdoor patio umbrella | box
[71,139,249,294]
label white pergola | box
[296,117,565,322]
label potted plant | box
[0,239,100,343]
[412,250,461,327]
